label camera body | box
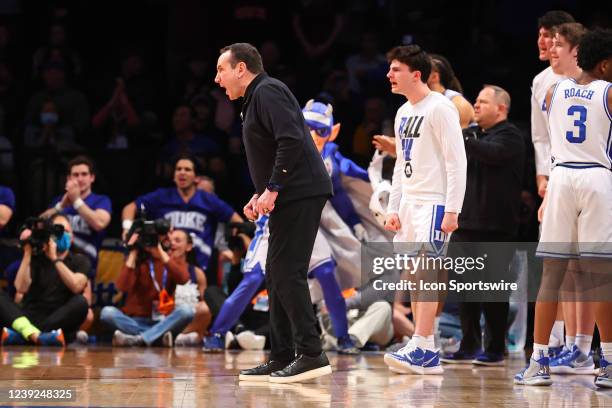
[226,222,256,252]
[19,217,65,256]
[126,217,171,249]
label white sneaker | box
[75,330,89,344]
[161,332,173,348]
[225,331,237,349]
[236,331,266,350]
[175,332,199,347]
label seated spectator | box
[0,184,14,231]
[157,105,222,180]
[352,97,393,167]
[320,290,394,352]
[170,229,212,346]
[91,78,140,150]
[345,32,388,96]
[32,22,82,80]
[25,61,89,139]
[99,231,194,347]
[40,155,112,343]
[24,98,75,149]
[0,213,89,346]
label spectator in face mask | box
[0,213,89,346]
[24,98,74,149]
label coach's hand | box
[441,212,458,234]
[256,189,278,217]
[243,194,259,221]
[384,213,401,232]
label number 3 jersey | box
[548,78,612,170]
[388,92,467,214]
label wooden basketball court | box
[0,347,609,407]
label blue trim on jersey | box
[547,81,562,119]
[555,163,610,169]
[604,83,612,122]
[607,123,612,167]
[429,205,446,256]
[535,250,579,259]
[580,251,612,259]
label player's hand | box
[65,179,80,203]
[19,229,32,255]
[353,223,369,242]
[441,212,459,234]
[384,213,401,232]
[256,189,277,217]
[536,175,548,198]
[243,194,259,221]
[373,135,396,157]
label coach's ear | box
[329,123,341,143]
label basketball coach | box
[215,43,333,383]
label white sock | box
[414,334,435,350]
[548,321,564,347]
[601,342,612,360]
[532,343,548,360]
[574,333,592,356]
[434,317,440,334]
[565,335,576,350]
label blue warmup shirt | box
[135,188,235,270]
[50,193,112,276]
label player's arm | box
[451,95,475,129]
[0,204,12,229]
[437,105,467,232]
[607,85,612,119]
[195,266,207,299]
[229,212,243,223]
[533,83,558,197]
[385,127,404,231]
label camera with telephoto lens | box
[126,217,171,249]
[19,217,65,256]
[226,222,256,252]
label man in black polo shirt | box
[215,43,333,383]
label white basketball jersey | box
[548,78,612,170]
[388,92,467,214]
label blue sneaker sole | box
[384,353,444,375]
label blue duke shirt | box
[50,193,112,277]
[135,188,235,269]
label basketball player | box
[382,45,467,375]
[514,28,612,388]
[530,10,575,361]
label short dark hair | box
[67,155,95,175]
[174,154,201,174]
[220,43,264,74]
[553,22,587,49]
[578,28,612,72]
[386,45,432,83]
[49,212,70,225]
[537,10,575,30]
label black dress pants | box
[266,195,327,361]
[451,230,515,354]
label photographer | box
[100,228,194,347]
[1,214,89,346]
